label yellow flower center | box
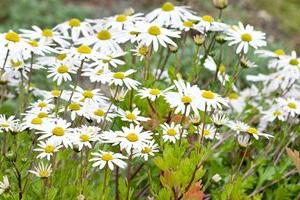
[11,60,23,68]
[150,88,161,96]
[29,40,39,47]
[37,112,48,118]
[142,147,152,153]
[138,46,149,56]
[68,102,81,111]
[52,126,65,136]
[167,128,177,136]
[228,92,239,100]
[39,170,49,178]
[202,90,215,99]
[102,153,113,161]
[289,59,299,66]
[0,123,9,128]
[183,20,194,27]
[247,127,257,135]
[113,72,125,79]
[274,49,285,56]
[203,129,211,136]
[161,2,174,11]
[5,32,20,42]
[148,26,161,36]
[44,144,55,153]
[51,89,61,97]
[69,18,81,27]
[219,64,226,74]
[126,112,136,120]
[31,117,43,125]
[97,30,111,40]
[82,90,94,98]
[181,95,192,104]
[126,132,139,142]
[202,15,214,23]
[80,134,90,142]
[116,14,128,22]
[241,33,252,42]
[273,110,282,117]
[96,69,104,75]
[57,65,69,74]
[56,54,67,61]
[38,102,47,108]
[77,45,92,54]
[94,109,105,117]
[42,29,53,37]
[287,102,297,109]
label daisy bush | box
[0,1,300,200]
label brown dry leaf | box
[183,181,205,200]
[286,148,300,174]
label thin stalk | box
[64,59,85,116]
[178,105,188,146]
[27,52,34,93]
[199,103,208,146]
[101,165,109,200]
[126,148,133,200]
[1,49,10,74]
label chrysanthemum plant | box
[0,1,300,200]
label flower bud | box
[193,34,205,46]
[168,44,178,53]
[212,0,228,9]
[216,34,226,44]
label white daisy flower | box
[138,86,173,101]
[0,176,10,195]
[62,45,97,61]
[255,48,286,59]
[29,163,52,178]
[245,126,273,140]
[38,118,72,148]
[165,79,201,116]
[146,2,199,26]
[54,18,92,42]
[227,92,246,113]
[199,124,220,140]
[28,99,55,112]
[0,115,18,132]
[86,102,116,123]
[0,31,27,53]
[47,63,76,85]
[131,44,149,61]
[226,120,248,134]
[34,139,62,160]
[237,134,251,147]
[77,28,124,53]
[277,51,300,71]
[108,70,140,90]
[161,122,186,144]
[261,107,286,122]
[211,113,229,127]
[198,89,228,111]
[20,26,69,47]
[118,107,149,124]
[277,98,300,117]
[116,123,153,153]
[225,22,266,54]
[172,20,197,32]
[72,125,100,151]
[72,87,107,104]
[105,13,144,30]
[65,101,86,121]
[82,65,112,84]
[90,150,127,170]
[133,140,159,161]
[134,22,180,52]
[23,39,55,59]
[193,15,227,33]
[22,113,51,131]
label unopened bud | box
[216,34,226,44]
[123,8,135,16]
[168,45,178,53]
[212,0,228,9]
[193,34,205,46]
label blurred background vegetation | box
[0,0,299,51]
